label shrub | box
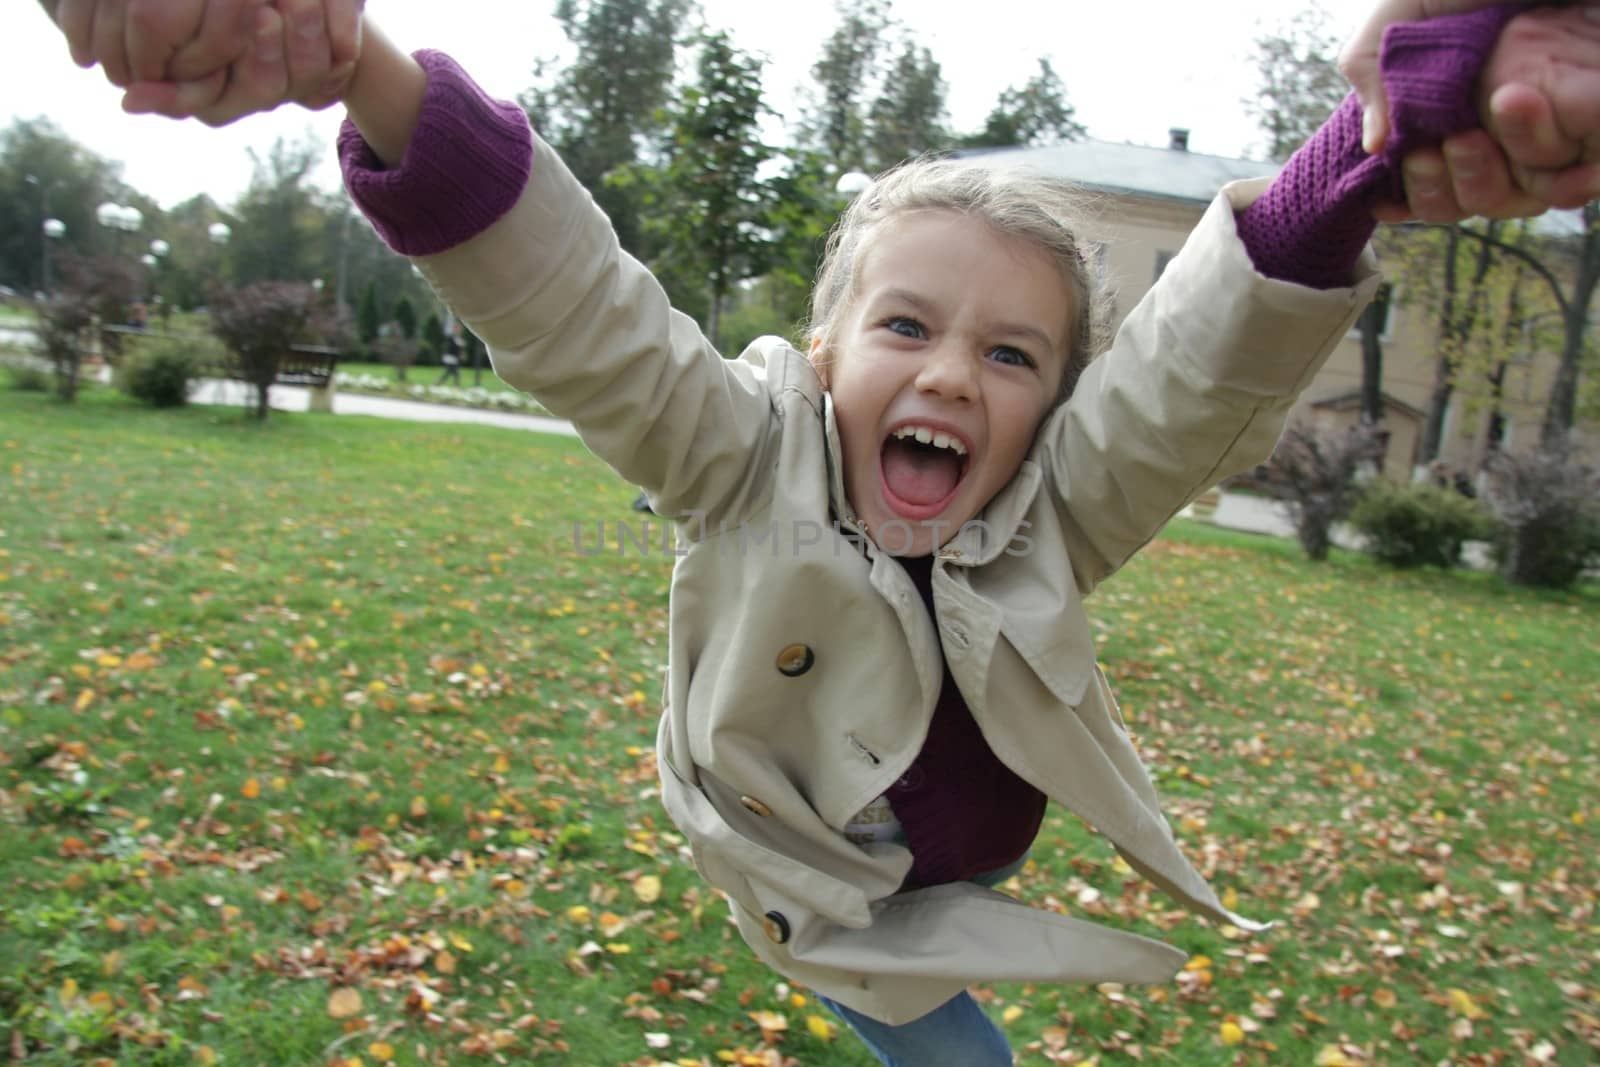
[4,360,50,392]
[210,282,317,420]
[1262,422,1387,561]
[1350,480,1492,568]
[1484,442,1600,588]
[120,334,218,408]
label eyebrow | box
[876,287,1061,357]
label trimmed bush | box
[120,334,218,408]
[4,360,51,392]
[1485,443,1600,589]
[1350,480,1492,568]
[1263,422,1387,561]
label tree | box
[227,136,325,286]
[357,281,381,350]
[615,31,777,348]
[967,59,1085,149]
[866,43,950,169]
[394,295,417,341]
[1263,422,1388,561]
[209,281,317,420]
[0,118,130,294]
[1430,206,1600,451]
[1245,5,1348,163]
[796,0,891,172]
[35,254,138,402]
[521,0,692,254]
[1250,8,1392,441]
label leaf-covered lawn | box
[1,389,1595,1066]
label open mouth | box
[879,423,971,520]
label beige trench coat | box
[415,138,1382,1024]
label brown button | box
[739,795,773,818]
[761,910,791,944]
[775,643,814,677]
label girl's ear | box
[808,334,831,389]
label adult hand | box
[1349,2,1600,222]
[1339,0,1528,153]
[45,0,362,126]
[121,0,363,125]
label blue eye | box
[884,317,925,339]
[989,345,1034,368]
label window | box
[1349,282,1395,340]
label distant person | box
[48,0,1600,1062]
[438,322,462,385]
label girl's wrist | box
[341,15,428,168]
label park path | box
[215,377,1316,542]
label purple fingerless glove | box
[338,50,533,257]
[1236,3,1523,289]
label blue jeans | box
[820,990,1012,1066]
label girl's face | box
[813,210,1075,557]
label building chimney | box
[1168,127,1190,152]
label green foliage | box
[1350,480,1492,569]
[4,358,50,391]
[865,43,950,169]
[0,117,130,294]
[393,295,417,340]
[421,312,445,363]
[799,0,890,170]
[527,0,693,254]
[612,30,777,347]
[1485,441,1600,588]
[119,333,217,408]
[357,280,381,346]
[967,59,1085,149]
[1247,6,1348,161]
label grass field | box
[1,387,1595,1066]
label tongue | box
[882,437,961,506]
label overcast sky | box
[6,0,1377,211]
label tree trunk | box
[1539,205,1600,449]
[1359,298,1385,426]
[255,382,270,420]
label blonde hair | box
[806,156,1112,403]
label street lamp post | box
[24,174,61,295]
[41,217,65,295]
[96,202,144,255]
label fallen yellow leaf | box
[366,1041,395,1062]
[1001,1005,1024,1024]
[1447,988,1487,1019]
[805,1014,835,1040]
[327,987,363,1019]
[240,778,261,799]
[1219,1021,1245,1046]
[634,874,662,904]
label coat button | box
[761,910,791,944]
[739,795,773,818]
[775,643,814,676]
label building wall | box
[1083,188,1589,482]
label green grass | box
[1,388,1595,1066]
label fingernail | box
[1361,105,1387,155]
[1406,157,1444,198]
[1444,142,1481,180]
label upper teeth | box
[893,425,967,455]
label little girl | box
[46,2,1598,1063]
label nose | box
[914,340,979,402]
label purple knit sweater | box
[340,7,1519,889]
